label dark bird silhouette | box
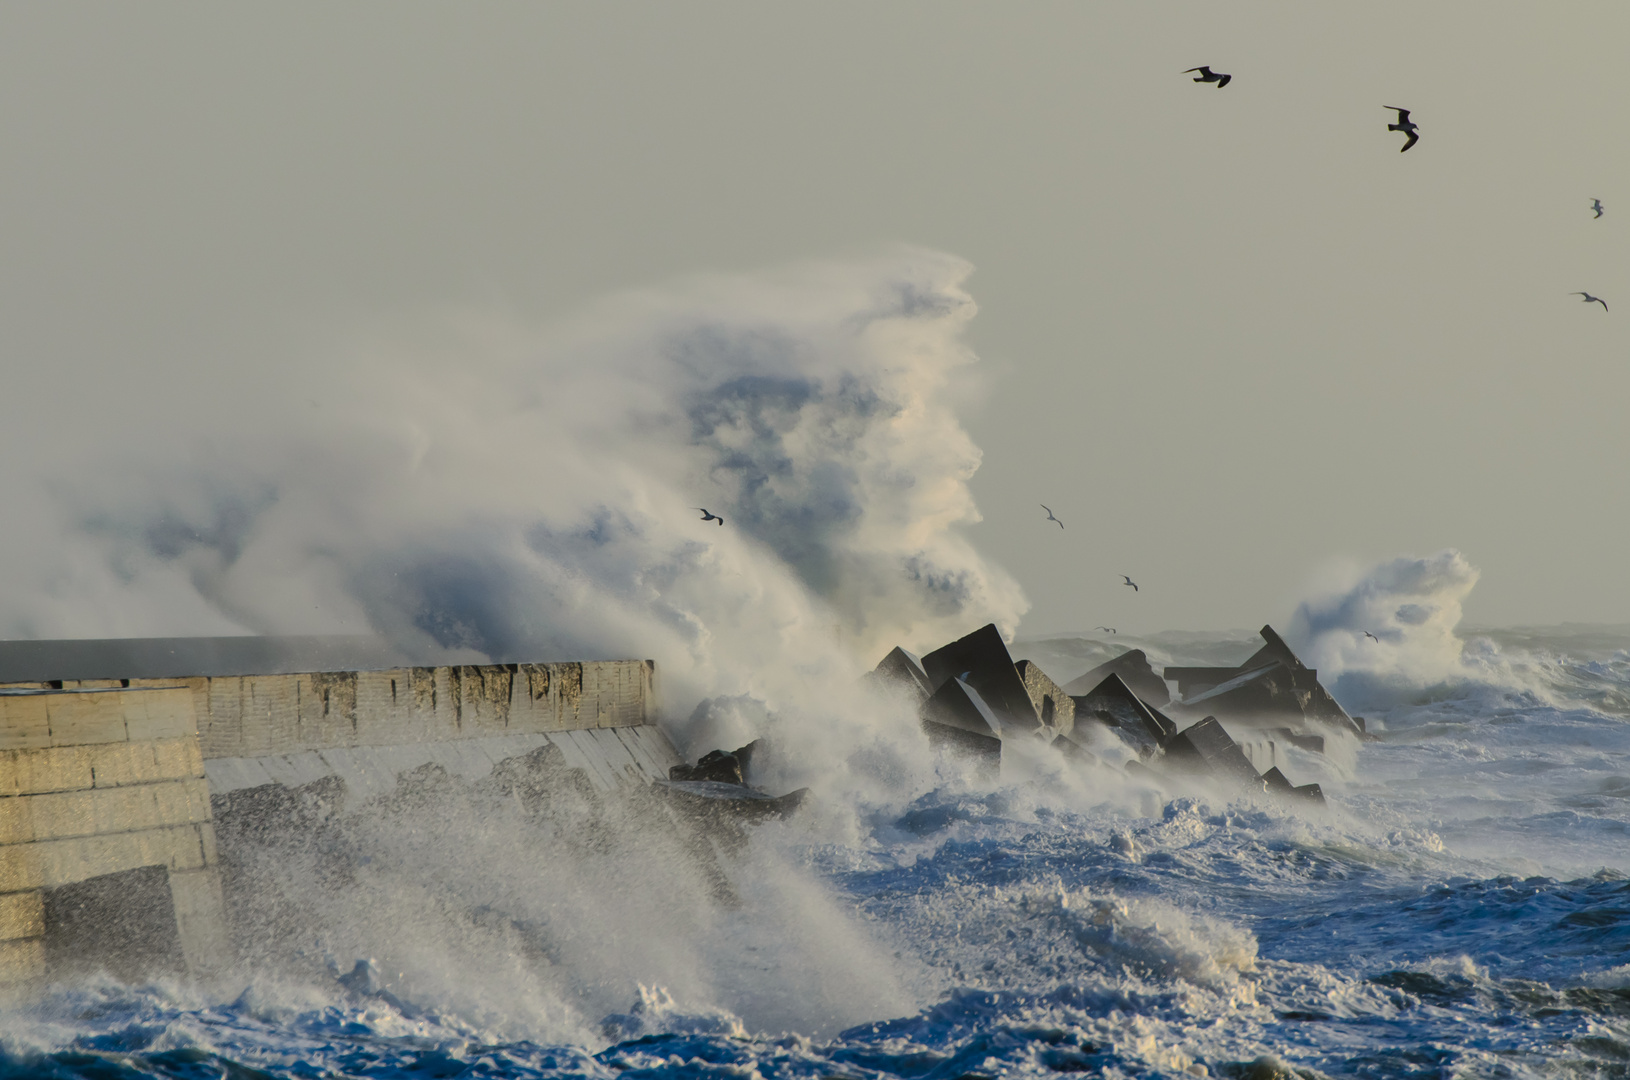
[1122,575,1139,592]
[1591,198,1605,219]
[1385,107,1419,152]
[1183,66,1231,88]
[1041,504,1064,529]
[1364,631,1379,642]
[1094,626,1118,635]
[1572,292,1609,312]
[695,508,724,525]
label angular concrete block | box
[921,624,1039,730]
[1162,717,1264,787]
[1070,674,1175,757]
[867,647,932,704]
[1062,649,1171,707]
[1263,766,1326,804]
[1013,660,1075,736]
[0,937,45,984]
[0,890,43,941]
[921,676,1003,742]
[0,745,94,797]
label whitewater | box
[1,256,1626,1078]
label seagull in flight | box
[1094,626,1118,635]
[1363,631,1379,642]
[1041,504,1064,529]
[1591,198,1605,219]
[695,508,725,525]
[1183,66,1231,88]
[1385,107,1419,152]
[1572,292,1609,312]
[1121,575,1139,592]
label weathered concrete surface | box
[1062,649,1171,708]
[1014,660,1075,736]
[920,678,1004,768]
[204,727,680,803]
[921,625,1040,731]
[1164,626,1361,736]
[1,653,673,991]
[1069,674,1175,758]
[3,661,660,760]
[1162,717,1264,787]
[0,688,226,986]
[867,647,932,704]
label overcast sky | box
[1,2,1626,638]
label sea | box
[3,623,1628,1080]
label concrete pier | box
[0,650,674,989]
[0,687,227,985]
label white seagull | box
[1122,575,1139,592]
[1572,292,1609,312]
[1041,504,1064,529]
[1094,626,1118,635]
[1591,199,1605,219]
[1363,631,1379,642]
[695,508,725,525]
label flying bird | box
[695,508,725,525]
[1041,504,1064,529]
[1385,107,1419,152]
[1363,631,1379,642]
[1183,66,1231,88]
[1572,292,1609,312]
[1094,626,1118,635]
[1591,198,1605,219]
[1121,575,1139,592]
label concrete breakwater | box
[0,641,671,989]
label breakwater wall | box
[0,651,673,989]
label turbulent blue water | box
[4,625,1629,1080]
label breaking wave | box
[5,251,1025,720]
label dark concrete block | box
[867,646,932,703]
[1014,660,1075,736]
[1165,625,1361,737]
[1070,673,1176,758]
[654,780,809,822]
[1263,766,1326,805]
[921,624,1040,730]
[1268,728,1325,755]
[920,676,1004,772]
[1163,716,1264,787]
[1062,649,1171,707]
[670,741,759,785]
[921,676,1003,741]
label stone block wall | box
[0,688,227,985]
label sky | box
[0,2,1626,642]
